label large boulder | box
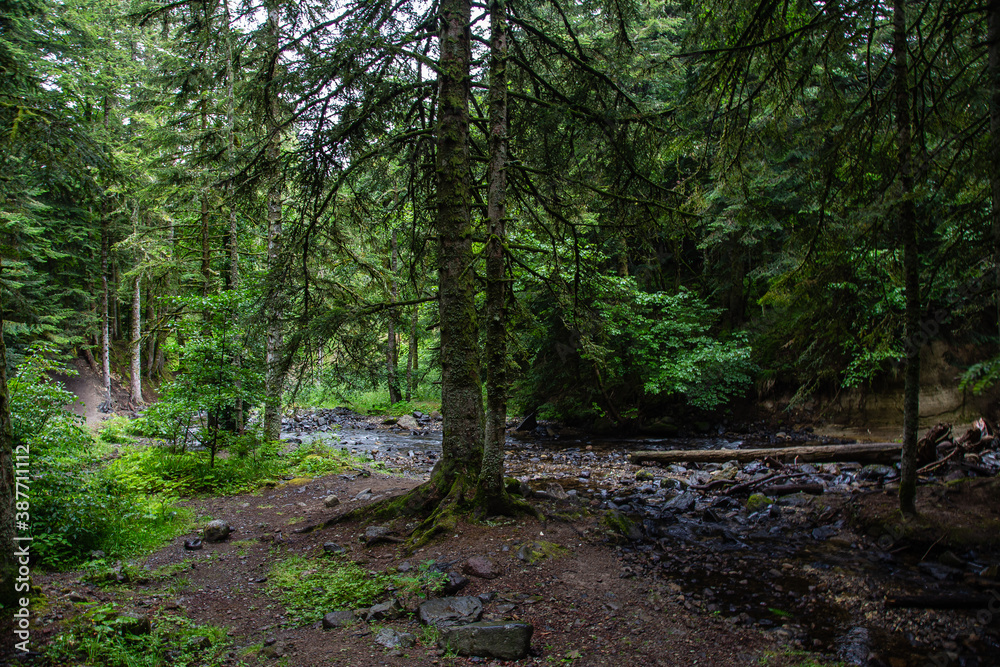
[438,621,533,660]
[418,596,483,627]
[396,415,419,430]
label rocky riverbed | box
[280,408,1000,665]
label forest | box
[2,0,1000,664]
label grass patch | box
[97,415,144,444]
[110,439,366,497]
[267,555,393,625]
[40,604,240,667]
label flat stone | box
[663,491,697,513]
[322,611,355,629]
[418,596,484,627]
[438,621,533,660]
[366,598,403,621]
[374,627,416,649]
[461,556,499,580]
[323,542,345,554]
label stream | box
[280,410,1000,666]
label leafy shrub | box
[9,346,188,567]
[42,605,234,667]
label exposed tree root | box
[292,473,538,553]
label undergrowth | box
[41,604,240,667]
[110,439,366,496]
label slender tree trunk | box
[435,0,484,485]
[130,274,143,405]
[145,282,156,380]
[200,103,212,300]
[263,0,285,442]
[895,0,920,516]
[406,305,418,402]
[480,0,510,505]
[222,0,242,433]
[0,258,18,614]
[111,260,120,342]
[387,228,402,405]
[101,217,112,411]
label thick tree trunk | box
[480,0,510,505]
[0,259,18,614]
[894,0,921,516]
[387,228,402,406]
[990,0,1000,338]
[435,0,484,485]
[130,274,143,405]
[263,0,285,443]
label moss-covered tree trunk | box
[895,0,920,517]
[0,259,16,615]
[480,0,511,510]
[990,0,1000,339]
[435,0,483,494]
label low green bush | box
[41,605,235,667]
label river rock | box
[374,627,415,649]
[418,596,483,627]
[438,621,533,660]
[439,571,470,595]
[323,542,345,554]
[858,464,895,481]
[663,491,697,513]
[366,598,403,621]
[396,415,419,430]
[322,611,355,628]
[836,626,870,665]
[204,520,231,542]
[461,556,499,580]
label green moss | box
[746,493,773,513]
[601,510,635,538]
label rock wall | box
[771,342,1000,428]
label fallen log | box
[758,483,826,496]
[630,442,902,465]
